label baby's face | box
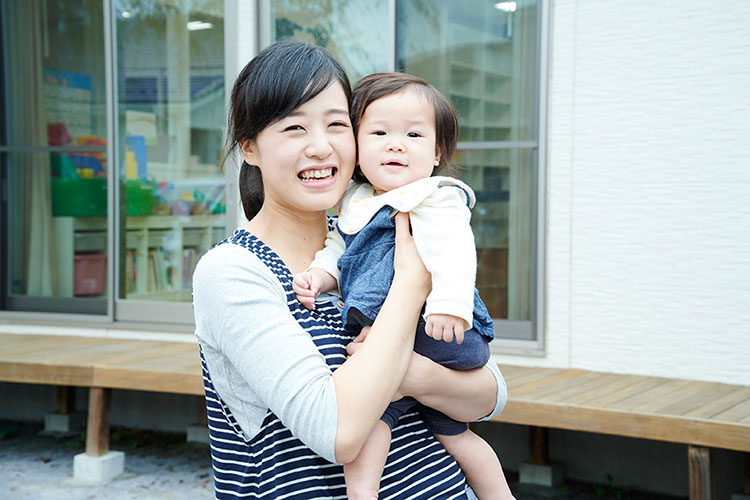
[356,88,440,195]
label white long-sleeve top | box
[311,176,478,327]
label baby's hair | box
[350,72,459,184]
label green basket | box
[51,178,107,217]
[124,179,156,216]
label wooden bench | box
[490,365,750,499]
[0,333,204,458]
[1,333,748,498]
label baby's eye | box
[407,132,422,138]
[373,130,386,136]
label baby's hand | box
[292,271,322,310]
[425,314,467,344]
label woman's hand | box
[392,212,431,301]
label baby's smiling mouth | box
[298,167,337,182]
[383,160,407,167]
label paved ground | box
[0,420,682,499]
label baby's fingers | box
[441,325,454,344]
[454,325,465,345]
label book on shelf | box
[125,249,136,293]
[182,248,198,289]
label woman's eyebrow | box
[326,108,349,116]
[285,108,349,118]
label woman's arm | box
[331,212,431,463]
[345,338,505,423]
[398,352,506,422]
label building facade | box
[1,0,749,495]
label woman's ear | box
[240,140,258,166]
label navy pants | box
[347,308,491,435]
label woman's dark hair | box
[225,39,351,220]
[350,72,459,184]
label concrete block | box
[44,412,86,433]
[187,424,210,444]
[519,462,565,487]
[73,451,125,483]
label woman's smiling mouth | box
[298,166,337,182]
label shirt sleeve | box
[477,357,508,420]
[409,186,477,327]
[309,223,346,282]
[193,243,339,462]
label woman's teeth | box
[299,168,335,181]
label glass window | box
[397,0,540,340]
[397,0,538,142]
[114,0,226,307]
[1,0,108,314]
[271,0,389,81]
[457,148,534,323]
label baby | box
[293,72,514,500]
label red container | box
[74,254,107,296]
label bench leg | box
[73,387,124,482]
[45,386,84,433]
[529,426,549,465]
[56,386,76,414]
[85,387,111,456]
[688,445,713,500]
[519,426,564,487]
[187,395,210,444]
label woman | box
[193,39,507,499]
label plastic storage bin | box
[51,178,107,217]
[125,179,156,216]
[74,254,107,296]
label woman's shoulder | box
[193,232,285,296]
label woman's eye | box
[284,125,304,132]
[330,121,350,128]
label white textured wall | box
[496,0,750,385]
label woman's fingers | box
[393,212,431,296]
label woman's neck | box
[244,205,328,274]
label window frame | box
[1,0,548,356]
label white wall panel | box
[499,0,750,384]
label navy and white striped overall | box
[200,228,471,499]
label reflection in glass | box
[4,151,108,314]
[115,0,226,302]
[1,0,108,313]
[2,0,107,147]
[457,148,533,321]
[397,0,538,142]
[271,0,389,82]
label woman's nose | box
[306,130,333,159]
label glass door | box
[113,0,227,323]
[1,0,108,315]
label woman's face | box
[242,83,355,215]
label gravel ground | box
[0,421,213,500]
[0,420,682,500]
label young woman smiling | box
[192,39,507,499]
